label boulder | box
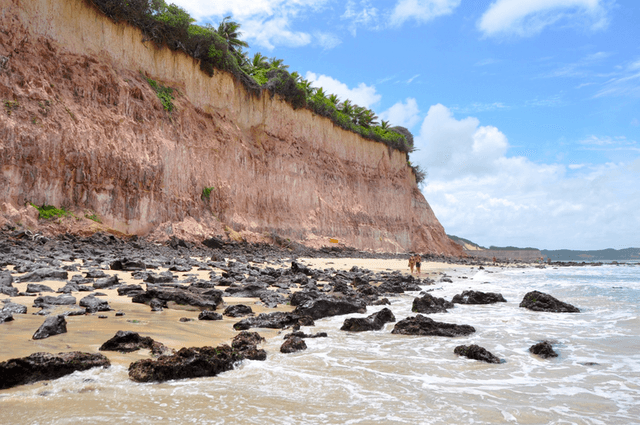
[117,284,144,296]
[231,331,267,361]
[223,304,253,317]
[32,315,68,339]
[0,351,110,389]
[0,285,18,296]
[198,310,223,320]
[283,331,328,339]
[110,258,146,271]
[529,341,558,358]
[149,298,165,312]
[391,314,475,337]
[132,286,223,310]
[26,283,54,293]
[454,344,503,363]
[17,268,68,283]
[93,275,120,289]
[202,237,225,249]
[519,291,580,313]
[79,295,111,313]
[451,290,507,304]
[280,336,307,353]
[234,312,314,330]
[2,301,27,314]
[0,270,13,287]
[0,311,14,323]
[144,272,175,284]
[412,293,454,314]
[99,330,173,356]
[128,345,241,383]
[33,295,76,307]
[340,308,396,332]
[85,269,108,279]
[294,296,367,320]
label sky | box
[171,0,640,250]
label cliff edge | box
[0,0,463,255]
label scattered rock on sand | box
[391,314,475,337]
[99,330,173,356]
[79,294,111,313]
[231,331,267,360]
[451,290,507,304]
[454,344,503,364]
[340,308,396,332]
[198,310,223,320]
[17,268,68,283]
[33,294,76,308]
[0,311,14,323]
[280,336,307,353]
[412,293,454,314]
[223,304,253,317]
[529,341,558,358]
[0,351,111,389]
[128,345,241,383]
[2,301,27,314]
[519,290,580,313]
[293,296,367,320]
[32,315,68,339]
[26,283,54,293]
[233,312,314,330]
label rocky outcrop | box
[128,345,241,383]
[391,314,475,337]
[280,337,307,354]
[132,286,223,310]
[412,293,454,314]
[0,351,110,389]
[32,315,68,339]
[233,312,314,330]
[529,341,558,358]
[231,331,267,361]
[0,0,462,255]
[294,296,367,320]
[99,330,173,356]
[454,344,503,364]
[340,308,396,332]
[519,291,580,313]
[451,290,507,304]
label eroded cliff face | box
[0,0,463,255]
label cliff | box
[0,0,463,255]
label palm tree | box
[314,87,326,99]
[268,57,289,70]
[251,52,269,71]
[217,16,249,53]
[328,94,340,106]
[360,109,378,128]
[380,119,390,130]
[290,71,302,83]
[298,79,315,97]
[340,99,353,116]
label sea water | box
[1,264,639,424]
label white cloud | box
[390,0,461,26]
[314,32,342,50]
[171,0,330,49]
[379,98,421,129]
[342,0,380,35]
[305,72,381,108]
[413,104,640,249]
[478,0,610,38]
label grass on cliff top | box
[30,203,73,220]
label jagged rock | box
[179,317,193,322]
[17,268,68,283]
[99,330,173,356]
[0,351,110,389]
[259,291,287,308]
[529,341,558,358]
[93,275,120,289]
[340,308,396,332]
[26,283,54,293]
[0,311,14,323]
[412,293,454,314]
[85,269,108,279]
[0,285,18,296]
[223,304,253,317]
[391,314,475,337]
[198,310,223,320]
[128,345,241,383]
[79,295,111,313]
[110,258,146,271]
[33,306,86,317]
[144,272,175,284]
[280,336,307,353]
[32,315,68,339]
[371,298,390,306]
[2,301,27,314]
[0,270,13,287]
[33,294,76,307]
[149,298,165,312]
[231,331,267,360]
[117,284,143,296]
[294,296,367,320]
[452,290,507,304]
[132,286,223,310]
[202,237,225,249]
[234,312,314,330]
[454,344,503,364]
[283,331,328,339]
[291,261,312,276]
[519,291,580,313]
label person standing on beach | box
[408,255,416,274]
[415,255,421,276]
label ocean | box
[1,263,639,424]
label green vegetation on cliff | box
[86,0,426,183]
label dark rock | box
[283,331,328,339]
[149,298,165,312]
[259,291,287,308]
[98,315,108,319]
[33,306,86,317]
[79,295,111,313]
[280,336,307,353]
[168,236,192,250]
[529,341,558,358]
[223,304,253,317]
[340,308,396,332]
[169,264,192,272]
[231,331,267,361]
[294,296,367,320]
[93,275,120,289]
[144,272,175,284]
[57,282,80,294]
[198,310,223,320]
[128,345,241,383]
[291,261,312,276]
[519,291,580,313]
[0,286,18,296]
[412,293,454,314]
[17,268,68,283]
[99,330,173,356]
[0,311,14,323]
[452,290,507,304]
[33,295,76,307]
[0,351,110,389]
[234,312,314,330]
[32,315,68,339]
[0,270,13,287]
[202,237,225,249]
[179,317,194,322]
[391,314,476,337]
[371,298,390,306]
[454,344,503,364]
[110,258,146,271]
[85,269,108,279]
[117,284,144,296]
[2,301,27,314]
[26,283,54,293]
[133,286,223,310]
[115,312,125,317]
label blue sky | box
[172,0,640,250]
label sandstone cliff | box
[0,0,463,255]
